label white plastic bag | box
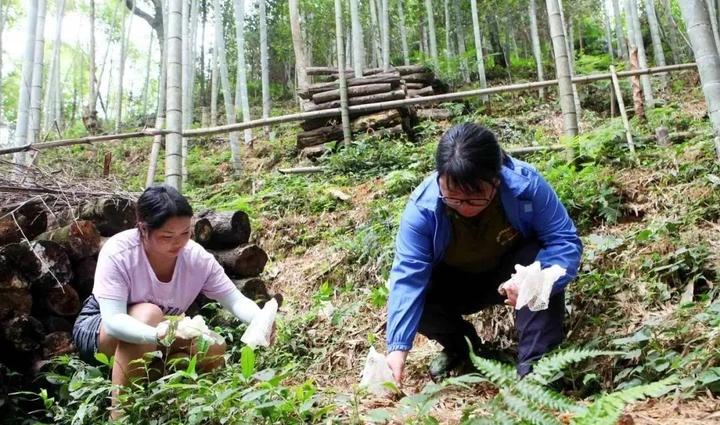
[359,347,396,396]
[241,298,278,348]
[505,261,566,311]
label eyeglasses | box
[438,185,497,208]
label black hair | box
[435,123,503,193]
[136,184,193,231]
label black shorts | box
[72,295,103,364]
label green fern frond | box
[529,349,621,384]
[500,389,563,425]
[493,410,517,425]
[514,379,586,415]
[572,377,677,425]
[468,352,517,387]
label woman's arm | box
[215,288,262,324]
[97,297,161,345]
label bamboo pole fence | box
[0,63,698,156]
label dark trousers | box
[417,240,565,376]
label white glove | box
[359,347,396,396]
[241,298,278,348]
[503,261,566,311]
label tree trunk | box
[212,244,268,278]
[77,197,137,236]
[424,0,439,71]
[166,0,183,190]
[350,0,365,78]
[181,0,191,183]
[680,0,720,158]
[627,0,654,108]
[146,3,168,188]
[368,0,381,68]
[42,331,75,358]
[71,256,97,300]
[14,0,39,167]
[193,210,251,249]
[38,284,81,317]
[0,3,6,124]
[43,0,65,132]
[4,315,44,353]
[558,0,581,119]
[0,202,48,245]
[613,0,628,59]
[630,48,646,120]
[529,0,545,99]
[210,28,219,126]
[0,289,32,321]
[233,0,252,145]
[84,0,99,135]
[453,1,470,83]
[334,0,352,144]
[259,0,272,140]
[141,31,154,126]
[397,0,410,66]
[443,0,452,75]
[470,0,488,100]
[304,89,406,112]
[215,0,242,172]
[289,0,309,90]
[35,221,101,261]
[312,83,393,103]
[705,0,720,55]
[381,0,390,71]
[3,241,73,292]
[646,0,668,89]
[546,0,578,136]
[662,0,689,63]
[116,4,134,133]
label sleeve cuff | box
[387,342,412,352]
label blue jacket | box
[386,156,582,352]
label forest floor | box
[24,73,720,424]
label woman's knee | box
[128,303,165,326]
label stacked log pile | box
[296,65,453,153]
[0,198,271,408]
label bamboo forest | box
[1,0,720,423]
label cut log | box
[300,145,331,160]
[0,258,29,290]
[192,216,213,246]
[38,315,74,333]
[0,202,48,245]
[0,289,32,321]
[352,110,402,131]
[304,89,406,112]
[297,110,403,148]
[27,241,74,290]
[42,332,75,358]
[416,108,453,120]
[38,284,81,317]
[401,72,434,83]
[404,82,425,90]
[194,210,251,250]
[311,83,393,104]
[78,196,137,237]
[362,124,404,138]
[232,277,270,302]
[71,256,97,299]
[212,244,268,278]
[408,86,435,97]
[35,220,102,261]
[297,125,345,147]
[395,65,432,75]
[298,72,401,99]
[3,315,44,353]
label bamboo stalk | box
[0,63,698,155]
[610,65,636,156]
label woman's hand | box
[386,350,408,385]
[499,280,519,308]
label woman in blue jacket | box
[385,123,582,382]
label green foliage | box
[540,161,622,230]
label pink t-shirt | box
[93,229,236,315]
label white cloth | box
[504,261,566,311]
[359,347,396,396]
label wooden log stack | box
[295,64,453,153]
[0,198,272,406]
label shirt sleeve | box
[93,249,130,302]
[530,173,583,293]
[385,202,435,353]
[200,254,238,300]
[97,297,159,344]
[215,288,262,324]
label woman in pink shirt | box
[72,185,266,418]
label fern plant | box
[461,347,676,425]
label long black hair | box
[136,185,193,231]
[435,123,503,193]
